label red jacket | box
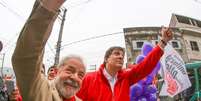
[17,95,22,101]
[63,96,75,101]
[77,45,163,101]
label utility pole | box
[54,8,67,66]
[1,53,5,77]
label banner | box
[159,44,191,97]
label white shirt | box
[103,68,117,93]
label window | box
[190,41,199,51]
[171,41,180,49]
[132,40,147,50]
[136,42,144,48]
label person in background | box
[0,40,8,101]
[77,27,173,101]
[47,65,57,80]
[8,86,22,101]
[0,75,8,101]
[12,0,85,101]
[3,77,22,101]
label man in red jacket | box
[77,27,173,101]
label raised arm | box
[12,0,65,99]
[128,27,173,84]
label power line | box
[56,0,92,22]
[194,0,201,4]
[0,0,6,7]
[66,0,92,9]
[2,33,18,46]
[0,0,25,53]
[0,0,24,21]
[47,42,56,55]
[61,26,201,48]
[61,32,123,48]
[0,32,19,53]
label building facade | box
[123,14,201,100]
[170,14,201,62]
[124,14,201,64]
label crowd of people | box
[0,64,58,101]
[1,0,173,101]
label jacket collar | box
[98,64,123,81]
[103,68,117,81]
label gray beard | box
[54,77,79,99]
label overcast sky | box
[0,0,201,71]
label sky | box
[0,0,201,72]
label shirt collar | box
[103,68,117,81]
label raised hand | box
[41,0,66,12]
[161,26,173,43]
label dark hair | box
[47,65,56,73]
[103,46,125,66]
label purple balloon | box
[130,42,159,101]
[135,55,145,64]
[141,42,153,56]
[138,80,145,85]
[137,96,147,101]
[145,76,153,85]
[144,84,157,94]
[130,96,138,101]
[130,83,143,97]
[147,93,157,101]
[149,62,161,77]
[144,62,161,84]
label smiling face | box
[55,56,85,99]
